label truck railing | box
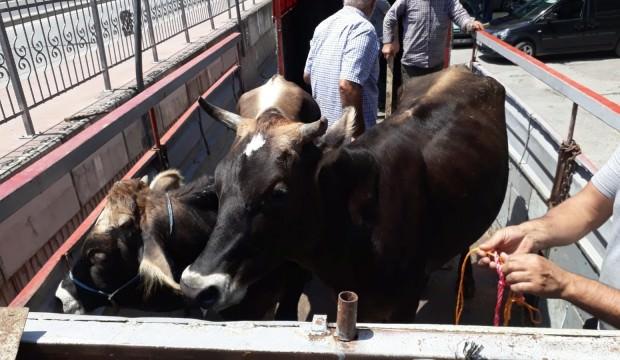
[474,31,620,132]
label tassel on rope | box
[454,247,542,326]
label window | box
[594,0,620,17]
[556,0,584,19]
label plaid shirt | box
[383,0,474,68]
[304,6,379,127]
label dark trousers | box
[400,64,443,84]
[378,54,387,111]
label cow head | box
[56,170,188,313]
[180,100,356,311]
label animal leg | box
[456,249,476,299]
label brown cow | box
[181,66,507,322]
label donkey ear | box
[150,169,184,192]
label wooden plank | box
[0,307,28,360]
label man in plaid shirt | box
[382,0,484,81]
[304,0,379,136]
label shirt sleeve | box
[382,0,407,44]
[592,146,620,200]
[448,0,475,31]
[340,27,379,86]
[304,32,318,76]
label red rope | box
[493,253,506,326]
[454,248,542,326]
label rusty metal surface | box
[0,307,28,360]
[336,291,358,341]
[20,312,620,359]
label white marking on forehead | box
[243,133,266,157]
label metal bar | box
[143,0,159,62]
[20,313,620,359]
[228,0,232,18]
[178,0,190,43]
[234,0,244,56]
[134,0,144,91]
[567,103,579,142]
[148,107,169,169]
[206,0,215,30]
[476,31,620,130]
[0,18,35,136]
[90,0,112,90]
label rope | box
[454,247,542,326]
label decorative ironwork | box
[0,0,240,129]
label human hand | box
[502,253,572,299]
[382,42,400,60]
[470,20,485,32]
[477,225,541,269]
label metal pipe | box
[206,0,215,30]
[134,0,144,91]
[148,108,169,169]
[143,0,159,62]
[336,291,358,341]
[567,102,578,142]
[0,20,34,136]
[234,0,245,56]
[90,0,112,90]
[179,0,190,43]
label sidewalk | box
[0,0,268,180]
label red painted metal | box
[272,0,297,76]
[0,32,240,203]
[477,31,620,117]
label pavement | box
[450,44,620,168]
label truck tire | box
[515,41,535,56]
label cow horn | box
[198,97,241,130]
[300,117,328,143]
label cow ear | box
[317,147,379,229]
[140,175,149,185]
[318,107,356,150]
[150,169,184,192]
[139,232,180,297]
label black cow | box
[181,66,508,322]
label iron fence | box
[0,0,254,134]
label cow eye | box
[271,183,288,202]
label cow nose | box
[197,286,220,309]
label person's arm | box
[501,253,620,328]
[339,80,364,136]
[448,0,484,32]
[340,28,379,136]
[382,0,406,59]
[478,182,613,267]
